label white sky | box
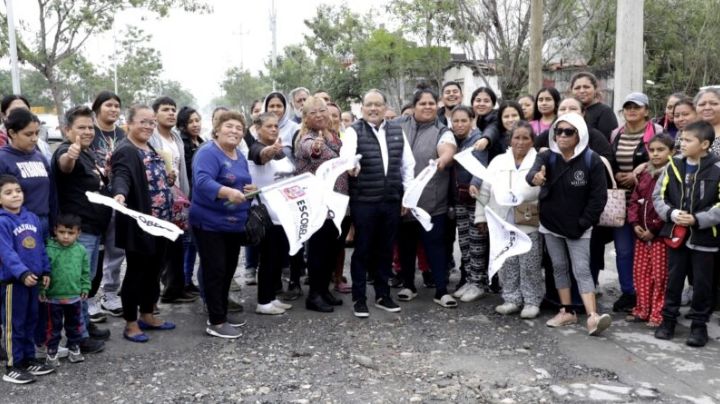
[7,0,390,108]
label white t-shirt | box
[159,135,181,177]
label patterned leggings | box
[455,203,489,288]
[631,239,668,324]
[499,231,545,306]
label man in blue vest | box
[340,89,416,318]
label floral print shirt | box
[139,149,173,221]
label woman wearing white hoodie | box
[526,113,612,336]
[473,121,544,318]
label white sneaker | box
[495,302,521,315]
[520,305,540,319]
[271,299,292,310]
[256,303,285,315]
[452,283,471,298]
[101,292,123,317]
[460,285,485,302]
[36,345,69,359]
[88,297,107,323]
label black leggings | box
[122,242,166,322]
[258,225,289,305]
[306,219,344,295]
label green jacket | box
[43,239,90,299]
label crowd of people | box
[1,71,720,385]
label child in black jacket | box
[653,120,720,347]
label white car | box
[37,113,63,143]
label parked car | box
[37,113,63,143]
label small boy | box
[653,120,720,347]
[0,175,54,384]
[41,213,89,367]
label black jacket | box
[477,111,500,150]
[526,148,608,239]
[653,153,720,247]
[111,139,166,255]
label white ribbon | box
[85,192,184,241]
[402,160,438,231]
[453,148,489,182]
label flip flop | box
[137,320,176,331]
[433,294,458,308]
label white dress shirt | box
[340,120,416,191]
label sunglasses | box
[554,128,577,138]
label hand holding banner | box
[453,148,488,183]
[315,154,362,232]
[484,206,532,280]
[260,173,327,255]
[85,192,184,241]
[402,160,437,231]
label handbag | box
[245,201,273,246]
[664,225,688,249]
[170,186,190,230]
[506,171,539,226]
[514,202,539,226]
[597,156,627,228]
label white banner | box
[485,206,532,280]
[260,173,327,255]
[315,154,362,233]
[85,192,184,241]
[402,160,437,231]
[453,148,489,183]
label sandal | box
[138,320,176,331]
[433,294,458,308]
[334,282,352,294]
[397,288,418,302]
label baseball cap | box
[623,92,649,107]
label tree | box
[108,26,164,105]
[454,0,588,99]
[266,45,316,94]
[155,80,196,108]
[0,68,55,109]
[643,0,720,111]
[216,67,271,113]
[0,0,210,119]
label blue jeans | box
[245,245,259,269]
[613,223,636,295]
[183,232,199,285]
[77,233,101,338]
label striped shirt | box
[615,131,644,172]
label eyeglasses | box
[554,128,577,138]
[136,120,157,128]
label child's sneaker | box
[68,346,85,363]
[21,358,55,376]
[3,366,36,384]
[45,352,60,368]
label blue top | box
[189,141,252,232]
[0,145,54,216]
[0,207,51,282]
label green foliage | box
[155,80,197,109]
[643,0,720,110]
[266,45,316,94]
[0,0,209,117]
[215,67,272,113]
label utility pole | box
[528,0,543,95]
[613,0,644,119]
[269,0,277,91]
[6,0,21,94]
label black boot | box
[686,323,709,347]
[612,293,636,313]
[654,320,675,340]
[305,293,333,313]
[320,291,343,306]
